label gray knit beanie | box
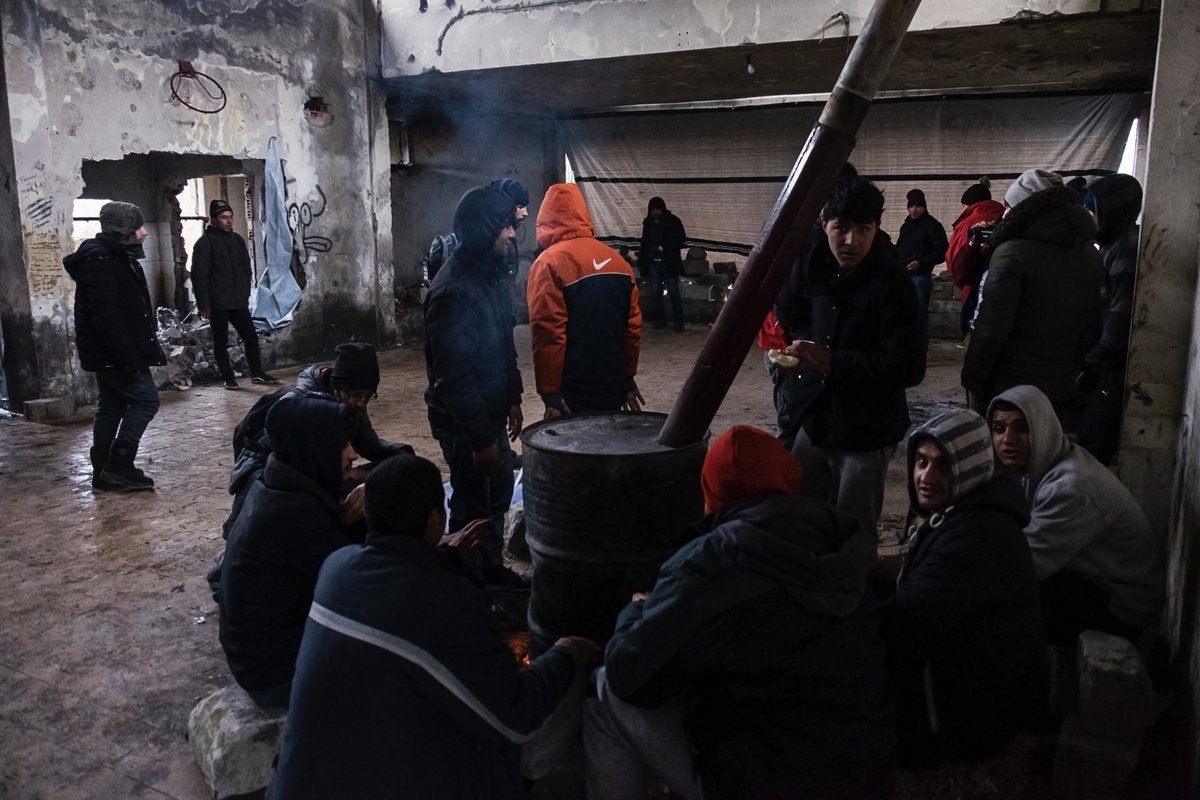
[1004,169,1064,210]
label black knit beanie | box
[906,189,927,207]
[489,178,529,207]
[330,342,380,391]
[99,202,144,246]
[961,178,991,206]
[453,187,516,255]
[210,199,233,219]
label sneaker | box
[251,373,280,385]
[224,378,239,390]
[482,565,532,592]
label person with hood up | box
[1076,174,1144,464]
[191,198,278,389]
[945,178,1005,333]
[987,385,1163,648]
[962,169,1104,423]
[878,409,1045,768]
[527,183,643,418]
[586,425,894,800]
[637,196,687,331]
[64,201,165,492]
[218,395,356,708]
[268,454,601,800]
[424,186,528,589]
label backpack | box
[422,233,458,284]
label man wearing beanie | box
[191,198,277,389]
[63,201,165,492]
[588,425,893,799]
[946,178,1005,333]
[424,186,528,588]
[895,188,948,335]
[223,341,414,537]
[875,409,1045,768]
[963,168,1103,423]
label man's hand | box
[198,308,210,320]
[507,404,524,442]
[905,260,921,273]
[439,518,489,557]
[623,383,645,412]
[542,397,572,421]
[553,636,603,668]
[473,442,504,473]
[785,339,832,375]
[631,591,650,603]
[340,484,365,526]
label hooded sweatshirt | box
[988,385,1163,628]
[527,183,642,412]
[604,493,893,797]
[1082,174,1142,375]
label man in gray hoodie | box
[987,384,1163,646]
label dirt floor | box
[0,325,966,798]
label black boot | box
[89,445,122,492]
[99,442,155,492]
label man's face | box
[990,409,1031,470]
[907,203,926,220]
[135,226,148,243]
[514,205,528,223]
[492,224,516,258]
[650,208,663,221]
[335,388,374,414]
[340,442,359,480]
[913,440,953,513]
[215,210,235,232]
[823,217,878,269]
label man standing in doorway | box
[895,188,948,337]
[638,196,687,331]
[63,201,165,491]
[192,198,278,390]
[424,186,528,589]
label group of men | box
[64,169,1163,797]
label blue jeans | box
[910,272,932,340]
[94,368,160,450]
[431,424,514,569]
[648,262,684,329]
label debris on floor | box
[155,307,249,391]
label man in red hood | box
[527,183,644,418]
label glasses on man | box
[342,390,377,404]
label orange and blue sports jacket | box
[528,184,642,412]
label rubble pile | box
[155,308,249,391]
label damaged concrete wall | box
[1,0,393,409]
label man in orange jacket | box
[527,184,644,419]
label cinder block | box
[23,397,72,423]
[1077,630,1152,741]
[187,684,288,798]
[1053,714,1140,799]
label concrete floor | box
[0,326,964,798]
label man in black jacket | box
[896,188,948,337]
[586,425,893,799]
[424,186,527,588]
[638,196,687,331]
[218,395,355,708]
[775,178,926,553]
[192,198,277,389]
[63,201,165,492]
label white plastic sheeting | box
[251,137,304,332]
[562,93,1140,255]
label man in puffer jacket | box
[879,408,1045,768]
[587,425,894,800]
[987,385,1163,648]
[63,201,165,492]
[527,183,643,417]
[962,169,1104,425]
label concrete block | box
[1077,630,1152,741]
[187,684,288,798]
[1052,714,1140,799]
[23,397,72,423]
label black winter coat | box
[638,211,687,277]
[269,535,577,800]
[962,187,1103,412]
[896,213,948,274]
[605,495,894,799]
[63,235,165,371]
[424,251,523,448]
[882,475,1046,767]
[218,454,350,694]
[774,232,926,451]
[192,226,253,311]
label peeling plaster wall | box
[1,0,394,407]
[381,0,1129,77]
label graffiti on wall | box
[287,184,332,264]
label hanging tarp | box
[251,137,304,332]
[563,93,1140,255]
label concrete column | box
[1119,0,1200,785]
